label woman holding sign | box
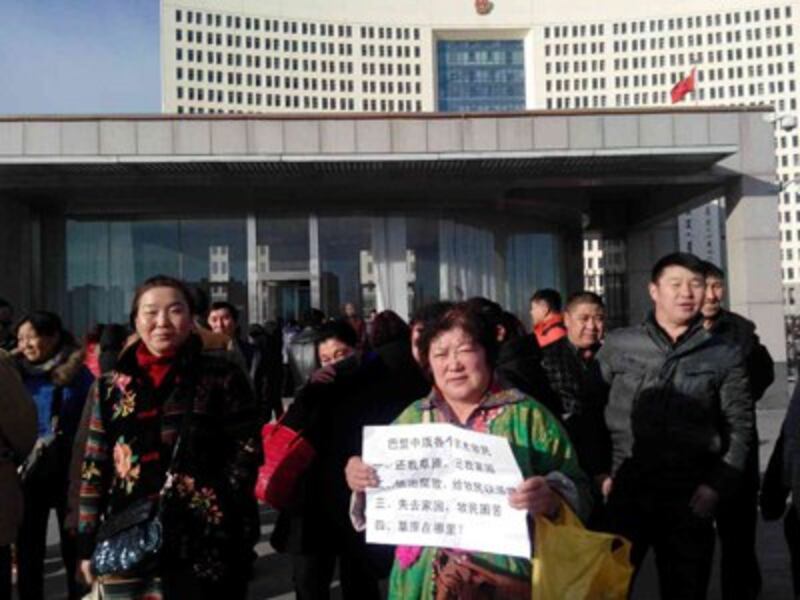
[346,303,592,599]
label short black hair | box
[370,310,410,349]
[315,319,358,350]
[650,252,705,283]
[529,289,562,312]
[465,297,503,328]
[0,298,12,313]
[410,301,455,327]
[565,291,605,313]
[701,260,725,280]
[209,301,240,322]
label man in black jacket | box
[541,292,611,497]
[597,252,754,600]
[701,261,774,600]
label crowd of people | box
[0,250,797,599]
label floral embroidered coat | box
[76,335,262,580]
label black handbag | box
[90,498,162,576]
[90,406,192,577]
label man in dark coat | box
[273,320,428,600]
[541,292,611,496]
[466,297,561,416]
[701,261,774,600]
[597,252,754,600]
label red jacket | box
[533,313,567,348]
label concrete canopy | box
[0,107,785,399]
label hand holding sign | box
[361,422,533,558]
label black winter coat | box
[708,309,774,402]
[597,314,754,498]
[271,344,427,560]
[541,337,611,476]
[495,333,562,417]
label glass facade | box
[66,218,246,334]
[65,214,564,334]
[437,40,526,112]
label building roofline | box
[0,105,773,123]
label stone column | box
[725,176,788,405]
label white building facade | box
[160,0,800,311]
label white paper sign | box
[362,422,531,558]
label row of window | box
[608,6,791,36]
[547,96,608,109]
[612,31,791,53]
[177,28,422,60]
[175,8,421,41]
[175,46,422,68]
[175,95,422,113]
[176,63,422,86]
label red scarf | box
[135,343,176,388]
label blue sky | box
[0,1,160,114]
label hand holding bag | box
[254,415,316,510]
[90,407,192,577]
[531,501,633,599]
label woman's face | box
[135,286,194,356]
[428,326,491,406]
[17,322,60,364]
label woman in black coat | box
[77,276,262,600]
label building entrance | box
[256,279,311,323]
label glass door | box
[258,279,311,323]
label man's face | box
[344,303,356,318]
[207,308,237,337]
[318,337,355,367]
[564,302,606,349]
[649,266,705,328]
[529,301,549,327]
[702,276,725,319]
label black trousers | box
[291,548,382,600]
[606,479,715,600]
[16,478,85,600]
[0,545,10,600]
[716,449,761,600]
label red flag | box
[671,68,696,104]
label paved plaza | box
[34,407,795,599]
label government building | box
[0,0,791,397]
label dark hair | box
[209,300,240,322]
[410,301,455,327]
[0,298,12,313]
[193,286,210,318]
[129,275,197,328]
[529,289,562,312]
[701,260,725,280]
[84,323,105,345]
[301,308,326,329]
[370,310,410,348]
[565,291,605,313]
[499,311,526,341]
[15,310,65,339]
[650,252,705,283]
[465,297,503,328]
[417,303,499,377]
[315,319,358,351]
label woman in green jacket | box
[346,302,591,599]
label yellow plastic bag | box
[531,503,633,599]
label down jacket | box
[597,314,754,498]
